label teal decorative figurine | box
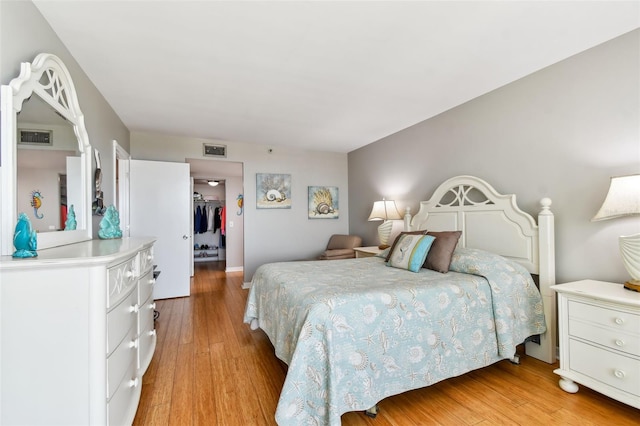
[65,204,77,230]
[13,212,38,258]
[98,205,123,239]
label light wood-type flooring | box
[134,261,639,425]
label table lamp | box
[368,199,401,249]
[592,174,640,292]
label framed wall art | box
[308,186,339,219]
[256,173,291,209]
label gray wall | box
[1,0,130,233]
[130,131,349,282]
[349,30,640,285]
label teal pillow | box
[387,234,435,272]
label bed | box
[244,175,556,425]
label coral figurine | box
[98,205,123,239]
[65,204,77,230]
[12,212,38,258]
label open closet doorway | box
[187,158,244,277]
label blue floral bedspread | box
[244,248,546,425]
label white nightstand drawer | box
[570,320,640,356]
[569,339,640,397]
[569,300,639,334]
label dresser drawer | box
[107,256,138,309]
[570,320,640,356]
[107,359,140,426]
[138,299,157,375]
[139,247,154,275]
[569,300,640,334]
[569,339,640,397]
[107,288,137,355]
[107,326,138,398]
[138,270,155,305]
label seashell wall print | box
[256,173,292,209]
[308,186,339,219]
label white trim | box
[112,140,131,237]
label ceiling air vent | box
[203,144,227,158]
[19,129,52,146]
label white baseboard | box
[225,266,243,273]
[242,281,251,289]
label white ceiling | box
[34,1,639,154]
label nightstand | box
[551,280,640,409]
[353,246,383,258]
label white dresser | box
[552,280,640,409]
[0,237,157,425]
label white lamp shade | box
[592,174,640,221]
[368,200,401,221]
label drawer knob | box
[125,270,134,278]
[615,339,625,347]
[129,377,140,388]
[149,302,157,310]
[129,304,139,313]
[149,329,157,337]
[614,317,625,325]
[148,278,156,284]
[614,369,626,379]
[147,254,152,260]
[129,339,139,349]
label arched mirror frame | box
[1,53,92,255]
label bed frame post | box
[403,207,412,231]
[525,198,556,364]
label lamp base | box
[623,279,640,292]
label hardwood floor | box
[134,261,639,425]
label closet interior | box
[193,199,226,262]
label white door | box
[130,160,191,299]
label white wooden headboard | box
[406,175,556,363]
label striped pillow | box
[387,234,436,272]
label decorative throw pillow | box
[385,230,428,262]
[423,231,462,273]
[387,234,435,272]
[375,247,391,258]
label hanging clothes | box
[195,205,202,234]
[213,207,221,233]
[220,206,226,235]
[200,205,208,234]
[207,205,214,232]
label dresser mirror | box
[1,53,92,255]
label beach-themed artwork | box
[256,173,291,209]
[308,186,339,219]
